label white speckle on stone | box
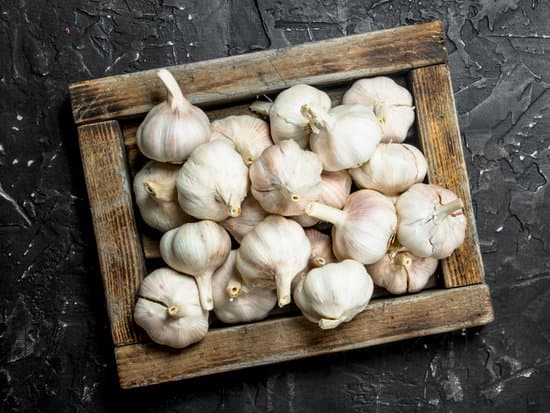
[530,150,538,157]
[12,158,19,165]
[187,13,192,20]
[496,226,503,232]
[0,144,4,154]
[424,344,428,349]
[27,160,34,167]
[186,52,190,58]
[520,368,535,378]
[30,192,36,198]
[16,114,23,121]
[11,126,19,131]
[519,155,525,160]
[189,41,196,46]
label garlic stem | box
[312,256,326,267]
[226,279,248,299]
[143,180,175,203]
[226,194,242,217]
[276,274,292,307]
[157,69,191,111]
[394,253,412,270]
[435,198,464,223]
[195,274,214,311]
[305,202,346,227]
[318,315,346,329]
[167,304,180,318]
[249,101,272,116]
[301,104,330,133]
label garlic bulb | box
[396,183,466,259]
[349,143,427,195]
[249,84,331,149]
[367,250,438,295]
[212,251,277,323]
[305,105,383,171]
[342,76,414,143]
[133,161,194,232]
[210,115,272,165]
[136,69,211,163]
[249,139,322,216]
[133,268,208,349]
[160,221,231,310]
[293,260,374,329]
[293,170,352,227]
[177,140,249,221]
[306,189,397,264]
[304,229,336,269]
[220,196,268,243]
[236,215,311,307]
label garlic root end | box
[143,180,174,203]
[249,101,272,116]
[318,316,346,329]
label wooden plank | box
[78,120,146,345]
[409,64,485,288]
[69,21,446,125]
[115,284,493,388]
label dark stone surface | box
[1,1,549,411]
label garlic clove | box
[293,170,352,227]
[342,76,414,143]
[160,221,231,310]
[133,161,195,232]
[349,143,427,196]
[220,196,268,243]
[236,215,311,307]
[366,250,438,295]
[305,189,397,264]
[293,260,374,329]
[210,115,273,165]
[134,267,209,349]
[137,69,211,163]
[249,139,323,216]
[396,183,466,259]
[212,251,277,323]
[304,229,336,270]
[249,84,331,149]
[306,105,383,171]
[177,139,249,221]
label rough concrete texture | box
[1,0,549,411]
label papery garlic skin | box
[177,140,249,221]
[293,260,374,329]
[137,69,211,163]
[210,115,272,165]
[294,170,352,227]
[236,215,311,307]
[306,190,397,264]
[220,196,268,243]
[349,143,427,196]
[367,251,438,295]
[249,84,331,149]
[304,229,336,269]
[306,105,383,171]
[134,268,208,349]
[133,161,194,232]
[160,221,231,310]
[212,251,277,323]
[249,139,322,216]
[342,76,414,143]
[396,183,466,259]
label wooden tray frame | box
[69,21,493,389]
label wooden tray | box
[69,21,494,389]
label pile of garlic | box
[133,70,467,349]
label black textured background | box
[1,1,549,412]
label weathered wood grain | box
[78,120,146,345]
[409,64,485,288]
[115,284,493,389]
[69,21,446,125]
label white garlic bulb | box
[133,268,208,349]
[342,76,414,143]
[160,221,231,310]
[210,115,272,165]
[212,251,277,324]
[236,215,311,307]
[220,196,268,243]
[133,161,194,232]
[177,140,249,221]
[249,84,331,148]
[293,170,352,227]
[136,69,211,163]
[306,189,397,264]
[249,139,322,216]
[293,260,374,329]
[304,229,336,269]
[367,250,438,295]
[349,143,427,196]
[396,183,466,259]
[305,104,383,171]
